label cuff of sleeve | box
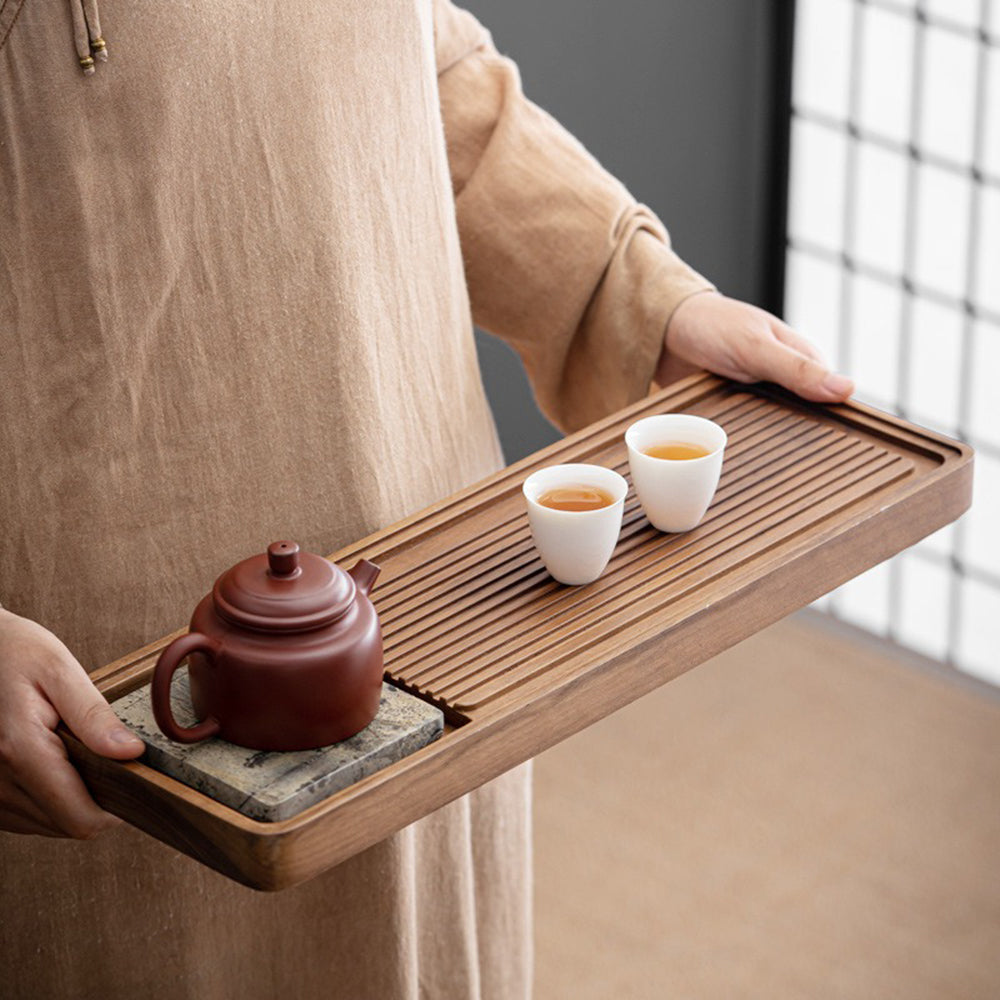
[625,228,717,395]
[557,224,715,433]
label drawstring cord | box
[70,0,106,75]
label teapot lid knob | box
[214,540,358,632]
[267,541,300,577]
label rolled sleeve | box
[434,1,715,432]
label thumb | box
[48,663,145,760]
[752,338,854,403]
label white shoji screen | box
[785,0,1000,684]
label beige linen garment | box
[0,1,711,997]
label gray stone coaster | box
[112,669,444,822]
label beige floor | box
[532,613,1000,999]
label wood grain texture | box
[63,375,974,890]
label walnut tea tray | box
[62,374,973,890]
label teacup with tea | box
[625,414,726,532]
[522,463,627,585]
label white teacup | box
[522,463,628,585]
[625,414,727,533]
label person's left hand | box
[656,291,854,403]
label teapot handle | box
[151,633,223,743]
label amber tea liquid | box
[643,442,711,461]
[536,483,615,512]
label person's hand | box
[0,607,145,838]
[656,291,854,403]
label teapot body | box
[186,590,383,751]
[150,545,384,751]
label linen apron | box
[0,2,710,996]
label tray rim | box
[64,374,975,890]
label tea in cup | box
[522,463,627,585]
[625,414,726,532]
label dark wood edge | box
[747,382,974,462]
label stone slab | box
[112,669,444,822]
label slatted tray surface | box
[64,375,972,890]
[379,391,912,714]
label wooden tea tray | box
[63,374,973,890]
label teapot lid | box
[212,541,355,632]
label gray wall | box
[462,0,778,461]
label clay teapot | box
[151,541,382,751]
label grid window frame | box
[786,0,999,682]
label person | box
[0,2,853,997]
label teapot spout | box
[349,558,380,596]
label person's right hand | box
[657,291,855,403]
[0,607,145,838]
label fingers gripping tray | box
[62,375,973,890]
